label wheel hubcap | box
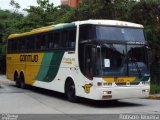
[68,85,75,98]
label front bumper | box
[87,86,150,100]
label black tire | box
[65,80,77,102]
[14,73,20,88]
[19,74,25,89]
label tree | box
[24,0,56,27]
[127,0,160,65]
[10,0,20,12]
[113,0,136,20]
[53,5,77,23]
[0,10,23,41]
[128,0,160,25]
[77,0,114,20]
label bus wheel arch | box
[65,77,77,102]
[19,71,25,89]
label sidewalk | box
[0,75,14,87]
[148,94,160,100]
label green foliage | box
[0,10,23,42]
[150,83,160,94]
[54,5,76,23]
[113,0,136,20]
[77,0,114,20]
[128,0,160,25]
[24,0,56,27]
[10,0,20,12]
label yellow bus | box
[6,20,150,102]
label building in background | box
[61,0,81,7]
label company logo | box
[20,55,38,62]
[63,57,75,64]
[82,83,93,94]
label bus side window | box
[61,28,76,50]
[12,39,18,53]
[68,29,76,48]
[48,32,54,49]
[40,35,46,50]
[35,35,41,50]
[53,32,60,49]
[79,25,93,41]
[7,40,12,53]
[18,38,26,52]
[26,36,35,51]
[61,30,68,48]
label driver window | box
[84,45,94,80]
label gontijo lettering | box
[20,55,38,62]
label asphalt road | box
[0,75,160,114]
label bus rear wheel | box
[19,73,25,89]
[65,80,77,102]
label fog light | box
[103,91,112,95]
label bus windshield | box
[95,44,149,77]
[79,24,149,79]
[79,25,145,42]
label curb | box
[147,95,160,100]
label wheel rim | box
[15,76,20,87]
[20,80,24,88]
[68,84,75,98]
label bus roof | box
[8,23,76,39]
[8,19,143,39]
[74,19,143,28]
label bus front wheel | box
[65,79,77,102]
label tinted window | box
[53,32,60,49]
[96,26,145,41]
[61,31,68,48]
[68,29,76,48]
[18,38,26,52]
[61,28,76,49]
[7,40,12,53]
[79,25,145,42]
[8,38,19,53]
[79,25,94,41]
[26,36,35,51]
[47,33,54,49]
[35,35,45,50]
[8,27,77,53]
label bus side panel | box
[32,52,86,96]
[25,53,44,85]
[6,54,25,81]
